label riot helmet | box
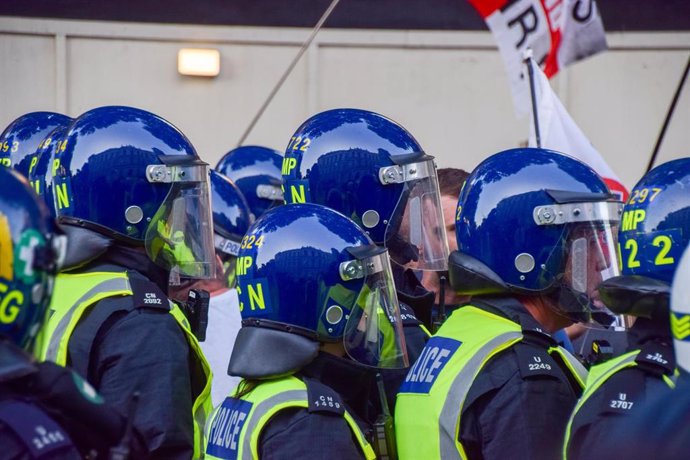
[228,203,408,378]
[215,145,284,220]
[600,158,690,319]
[0,111,71,177]
[52,106,215,279]
[281,108,449,272]
[209,169,252,287]
[450,148,623,323]
[0,168,66,349]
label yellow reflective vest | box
[395,305,588,460]
[34,270,213,459]
[562,348,677,459]
[204,375,376,460]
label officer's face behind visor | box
[382,158,450,272]
[144,161,216,279]
[340,246,409,369]
[539,200,622,321]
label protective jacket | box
[0,340,148,458]
[563,318,676,460]
[396,297,587,460]
[205,352,377,460]
[35,246,212,459]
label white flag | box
[468,0,608,115]
[526,58,628,200]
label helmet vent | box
[125,205,144,224]
[515,253,536,273]
[326,305,344,324]
[362,210,380,228]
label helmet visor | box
[145,163,215,279]
[541,201,622,322]
[383,158,449,271]
[341,247,409,369]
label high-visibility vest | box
[562,348,677,459]
[395,305,588,460]
[35,270,213,459]
[204,375,376,460]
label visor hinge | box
[534,206,557,225]
[340,260,365,281]
[147,165,172,183]
[379,165,404,185]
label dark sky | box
[1,0,688,32]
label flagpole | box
[645,54,690,173]
[236,0,341,147]
[524,52,542,148]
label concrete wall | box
[1,17,688,188]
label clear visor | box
[382,159,450,271]
[145,167,215,279]
[539,201,622,323]
[340,249,409,369]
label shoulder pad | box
[0,400,75,458]
[600,369,645,415]
[635,342,676,376]
[303,377,345,416]
[128,271,170,312]
[514,341,561,380]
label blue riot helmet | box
[282,108,449,272]
[599,158,690,318]
[215,145,284,220]
[449,148,623,323]
[228,203,408,377]
[53,106,215,279]
[209,170,252,287]
[27,124,72,216]
[0,168,66,349]
[0,111,72,176]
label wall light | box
[177,48,220,77]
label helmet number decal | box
[619,229,681,271]
[652,235,674,266]
[287,136,311,152]
[628,187,662,205]
[1,141,19,153]
[623,239,641,269]
[240,235,264,249]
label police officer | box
[594,235,690,460]
[215,145,284,221]
[170,169,252,407]
[281,108,450,353]
[0,167,147,458]
[563,159,690,459]
[396,148,623,460]
[0,111,71,176]
[33,106,214,459]
[204,203,408,459]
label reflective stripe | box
[438,331,522,460]
[242,389,307,459]
[556,347,589,387]
[45,277,131,362]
